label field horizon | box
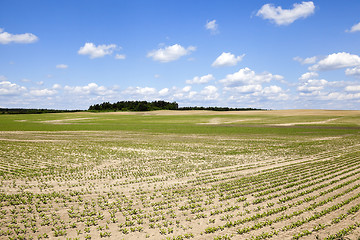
[0,110,359,239]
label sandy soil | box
[1,111,360,239]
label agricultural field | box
[0,109,360,240]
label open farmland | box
[0,110,360,240]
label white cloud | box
[0,75,7,81]
[345,66,360,77]
[262,85,282,94]
[0,81,27,95]
[322,92,360,101]
[0,28,38,44]
[64,83,112,95]
[205,20,219,34]
[255,85,289,101]
[52,84,62,89]
[256,1,315,26]
[309,52,360,71]
[147,44,196,63]
[225,83,289,102]
[219,67,283,86]
[182,86,191,92]
[225,84,262,93]
[212,52,245,67]
[200,85,219,100]
[297,79,328,93]
[299,71,318,81]
[78,43,117,59]
[186,74,214,84]
[347,22,360,33]
[188,91,197,99]
[345,85,360,92]
[264,89,289,101]
[122,86,157,96]
[201,85,217,94]
[293,56,318,64]
[115,54,126,60]
[172,88,197,100]
[137,87,157,95]
[159,88,169,96]
[56,64,68,69]
[29,89,57,97]
[169,86,197,101]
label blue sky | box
[1,0,360,110]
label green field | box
[0,110,360,239]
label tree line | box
[0,102,263,114]
[88,101,263,112]
[88,101,179,111]
[177,106,262,111]
[0,108,82,114]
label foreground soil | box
[0,110,359,239]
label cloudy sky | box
[1,0,360,110]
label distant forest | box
[0,101,262,114]
[88,101,179,111]
[0,108,82,114]
[88,101,262,112]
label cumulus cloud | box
[0,81,27,95]
[56,64,68,69]
[115,54,126,60]
[256,1,315,26]
[293,56,318,64]
[225,83,288,102]
[297,79,328,93]
[0,28,38,44]
[309,52,360,71]
[64,83,112,95]
[170,86,196,100]
[52,84,62,89]
[78,43,117,59]
[250,85,289,101]
[347,22,360,33]
[182,86,191,92]
[122,86,157,96]
[205,20,219,34]
[159,88,169,96]
[220,67,289,102]
[219,67,283,86]
[200,85,219,100]
[186,74,214,84]
[262,86,289,101]
[299,71,319,81]
[29,89,57,97]
[212,52,245,67]
[310,86,360,102]
[322,92,360,101]
[224,84,262,93]
[147,44,196,63]
[345,66,360,77]
[345,85,360,92]
[262,85,283,94]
